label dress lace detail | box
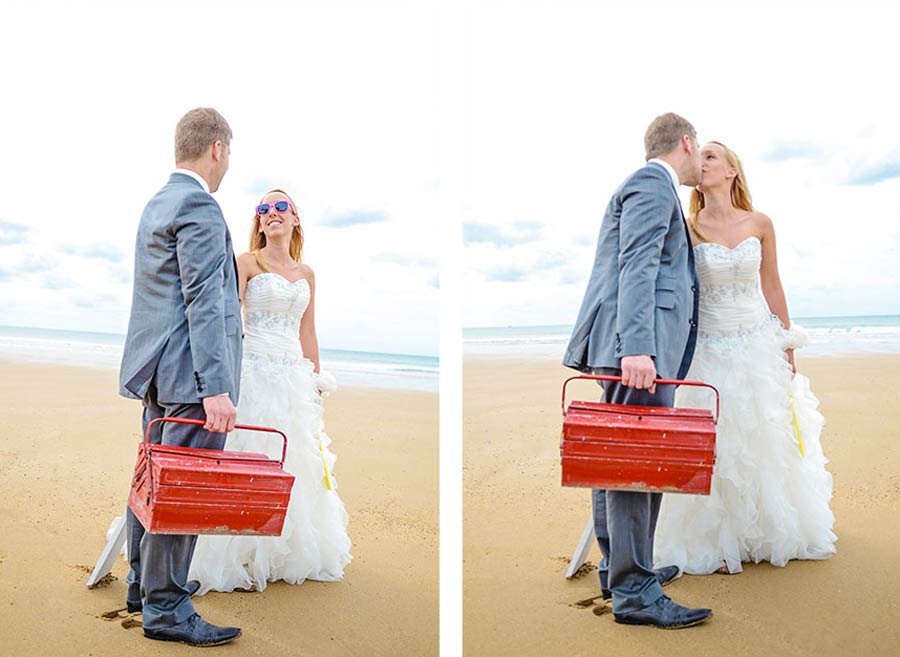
[241,274,310,339]
[698,279,762,309]
[189,272,352,592]
[652,235,836,574]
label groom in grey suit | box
[119,108,243,646]
[563,113,711,629]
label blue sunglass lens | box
[274,201,290,212]
[257,204,271,215]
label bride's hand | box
[786,348,796,375]
[314,370,338,397]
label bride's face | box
[697,143,735,192]
[257,192,299,240]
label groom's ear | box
[212,139,230,163]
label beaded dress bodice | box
[694,236,771,338]
[242,273,310,362]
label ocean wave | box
[463,319,900,357]
[391,367,441,374]
[804,326,900,335]
[464,336,568,345]
[0,333,437,392]
[323,360,438,375]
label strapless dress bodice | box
[694,236,772,338]
[242,273,310,361]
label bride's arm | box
[757,213,796,372]
[299,266,321,374]
[235,252,256,307]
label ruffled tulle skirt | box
[652,317,836,574]
[189,344,352,593]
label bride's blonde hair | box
[249,188,304,272]
[689,141,753,242]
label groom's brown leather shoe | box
[613,595,712,629]
[144,613,241,646]
[127,579,201,613]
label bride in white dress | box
[653,142,836,575]
[189,188,352,592]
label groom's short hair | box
[175,108,232,163]
[644,113,696,160]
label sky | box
[0,6,438,356]
[2,5,898,354]
[462,5,900,328]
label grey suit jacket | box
[563,162,699,380]
[119,173,242,405]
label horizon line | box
[0,323,438,361]
[463,312,900,331]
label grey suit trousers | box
[125,383,226,629]
[591,367,675,615]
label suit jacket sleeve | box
[174,191,235,398]
[616,171,674,358]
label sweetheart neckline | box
[248,272,311,287]
[693,235,761,251]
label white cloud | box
[0,6,437,356]
[464,6,900,327]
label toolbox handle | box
[143,417,289,466]
[561,375,720,424]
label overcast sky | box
[0,6,437,356]
[463,5,900,328]
[1,5,897,352]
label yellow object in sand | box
[789,393,805,457]
[317,436,334,490]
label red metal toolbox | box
[560,375,718,495]
[129,417,295,535]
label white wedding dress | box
[189,272,352,592]
[653,236,836,575]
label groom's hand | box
[620,355,657,394]
[202,394,237,433]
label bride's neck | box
[260,241,295,267]
[701,187,735,220]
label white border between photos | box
[438,7,466,657]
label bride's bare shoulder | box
[748,211,775,237]
[236,252,264,277]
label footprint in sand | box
[571,595,603,609]
[570,595,612,616]
[555,556,597,579]
[99,606,141,628]
[88,573,117,589]
[570,562,597,579]
[72,564,117,589]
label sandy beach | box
[463,354,900,657]
[0,359,438,657]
